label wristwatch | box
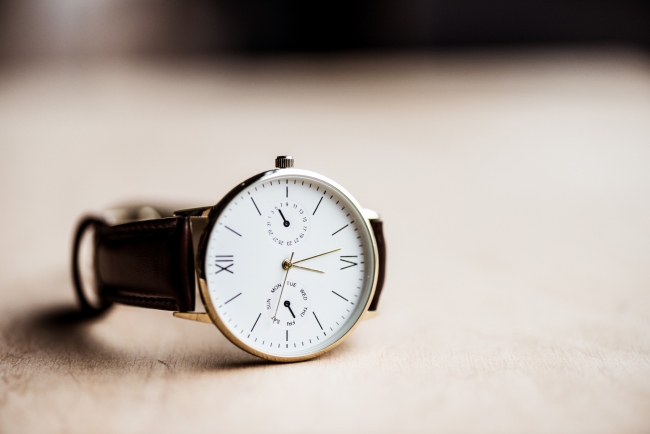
[72,156,386,362]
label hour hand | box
[291,264,324,274]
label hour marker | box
[225,226,242,237]
[332,224,348,236]
[332,291,348,302]
[251,312,261,332]
[215,255,234,274]
[251,197,261,216]
[313,197,323,215]
[313,311,323,330]
[340,255,358,270]
[286,330,288,341]
[224,292,242,304]
[286,186,288,198]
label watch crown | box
[275,155,294,168]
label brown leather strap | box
[94,217,195,312]
[368,219,386,311]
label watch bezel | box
[196,168,379,362]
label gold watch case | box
[179,168,380,363]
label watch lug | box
[361,310,379,321]
[362,208,380,220]
[173,206,212,217]
[173,311,213,324]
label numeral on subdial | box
[340,255,358,270]
[215,255,234,274]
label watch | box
[72,156,386,362]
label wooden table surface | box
[1,49,649,433]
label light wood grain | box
[1,49,649,433]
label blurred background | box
[1,2,649,433]
[0,0,649,57]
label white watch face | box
[203,169,376,360]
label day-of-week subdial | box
[265,200,309,249]
[266,280,310,328]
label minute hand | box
[292,248,341,265]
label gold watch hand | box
[292,247,341,265]
[291,264,324,274]
[273,252,294,323]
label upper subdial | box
[265,200,309,249]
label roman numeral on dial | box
[215,255,234,274]
[340,255,358,270]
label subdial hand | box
[278,209,290,227]
[273,252,294,323]
[284,300,296,318]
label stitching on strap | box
[106,293,177,306]
[101,220,178,241]
[110,222,176,233]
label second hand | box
[272,251,294,323]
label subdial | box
[264,200,309,249]
[266,280,310,328]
